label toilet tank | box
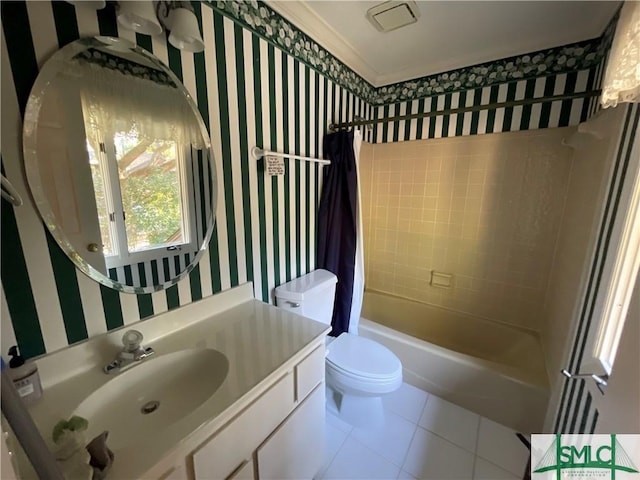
[275,270,337,325]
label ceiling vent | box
[366,1,420,33]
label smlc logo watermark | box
[531,434,640,480]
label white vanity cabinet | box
[188,344,325,480]
[25,286,329,480]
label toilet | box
[275,269,402,427]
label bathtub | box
[359,290,549,433]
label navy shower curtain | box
[317,130,357,336]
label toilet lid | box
[326,334,402,380]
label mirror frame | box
[22,36,217,294]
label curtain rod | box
[329,90,602,131]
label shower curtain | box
[317,129,364,336]
[351,131,364,335]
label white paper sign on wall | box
[265,155,285,176]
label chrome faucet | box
[103,329,155,374]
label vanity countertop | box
[24,284,329,479]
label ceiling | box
[267,1,620,87]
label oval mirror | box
[23,37,216,293]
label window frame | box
[92,134,198,270]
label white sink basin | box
[74,349,228,450]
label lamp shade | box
[117,1,162,36]
[167,8,205,52]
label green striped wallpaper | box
[0,0,369,359]
[371,64,606,143]
[0,0,619,366]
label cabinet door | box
[295,345,324,402]
[192,373,294,480]
[256,385,325,480]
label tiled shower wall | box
[360,128,574,331]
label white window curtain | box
[601,1,640,108]
[68,60,206,148]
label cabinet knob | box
[87,243,100,253]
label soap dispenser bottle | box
[7,346,42,403]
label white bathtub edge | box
[359,317,549,433]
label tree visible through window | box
[114,132,184,252]
[86,128,191,262]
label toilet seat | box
[326,333,402,382]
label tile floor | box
[316,383,529,480]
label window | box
[86,128,196,268]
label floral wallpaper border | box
[205,1,618,107]
[374,7,619,106]
[374,39,603,106]
[74,48,178,88]
[205,0,375,102]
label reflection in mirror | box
[23,37,216,293]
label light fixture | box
[164,7,205,52]
[117,1,163,36]
[157,1,205,53]
[68,0,205,53]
